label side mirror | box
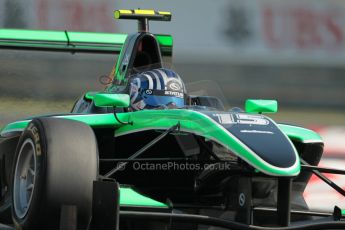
[94,93,130,108]
[245,99,278,114]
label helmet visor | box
[141,89,185,109]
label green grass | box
[270,108,345,126]
[0,97,75,128]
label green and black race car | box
[0,9,344,230]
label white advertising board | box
[115,0,345,66]
[1,0,345,66]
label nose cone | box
[114,109,300,176]
[229,121,297,168]
[206,112,300,176]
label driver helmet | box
[129,68,186,111]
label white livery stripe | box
[150,71,162,90]
[143,74,154,89]
[156,69,169,89]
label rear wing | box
[0,29,172,56]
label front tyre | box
[11,118,98,230]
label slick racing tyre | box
[11,118,98,230]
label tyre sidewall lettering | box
[27,123,42,157]
[12,120,46,228]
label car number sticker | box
[212,113,269,126]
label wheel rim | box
[13,139,37,219]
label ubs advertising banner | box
[223,0,345,65]
[115,0,345,66]
[1,0,345,66]
[0,0,116,32]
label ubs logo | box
[167,80,182,91]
